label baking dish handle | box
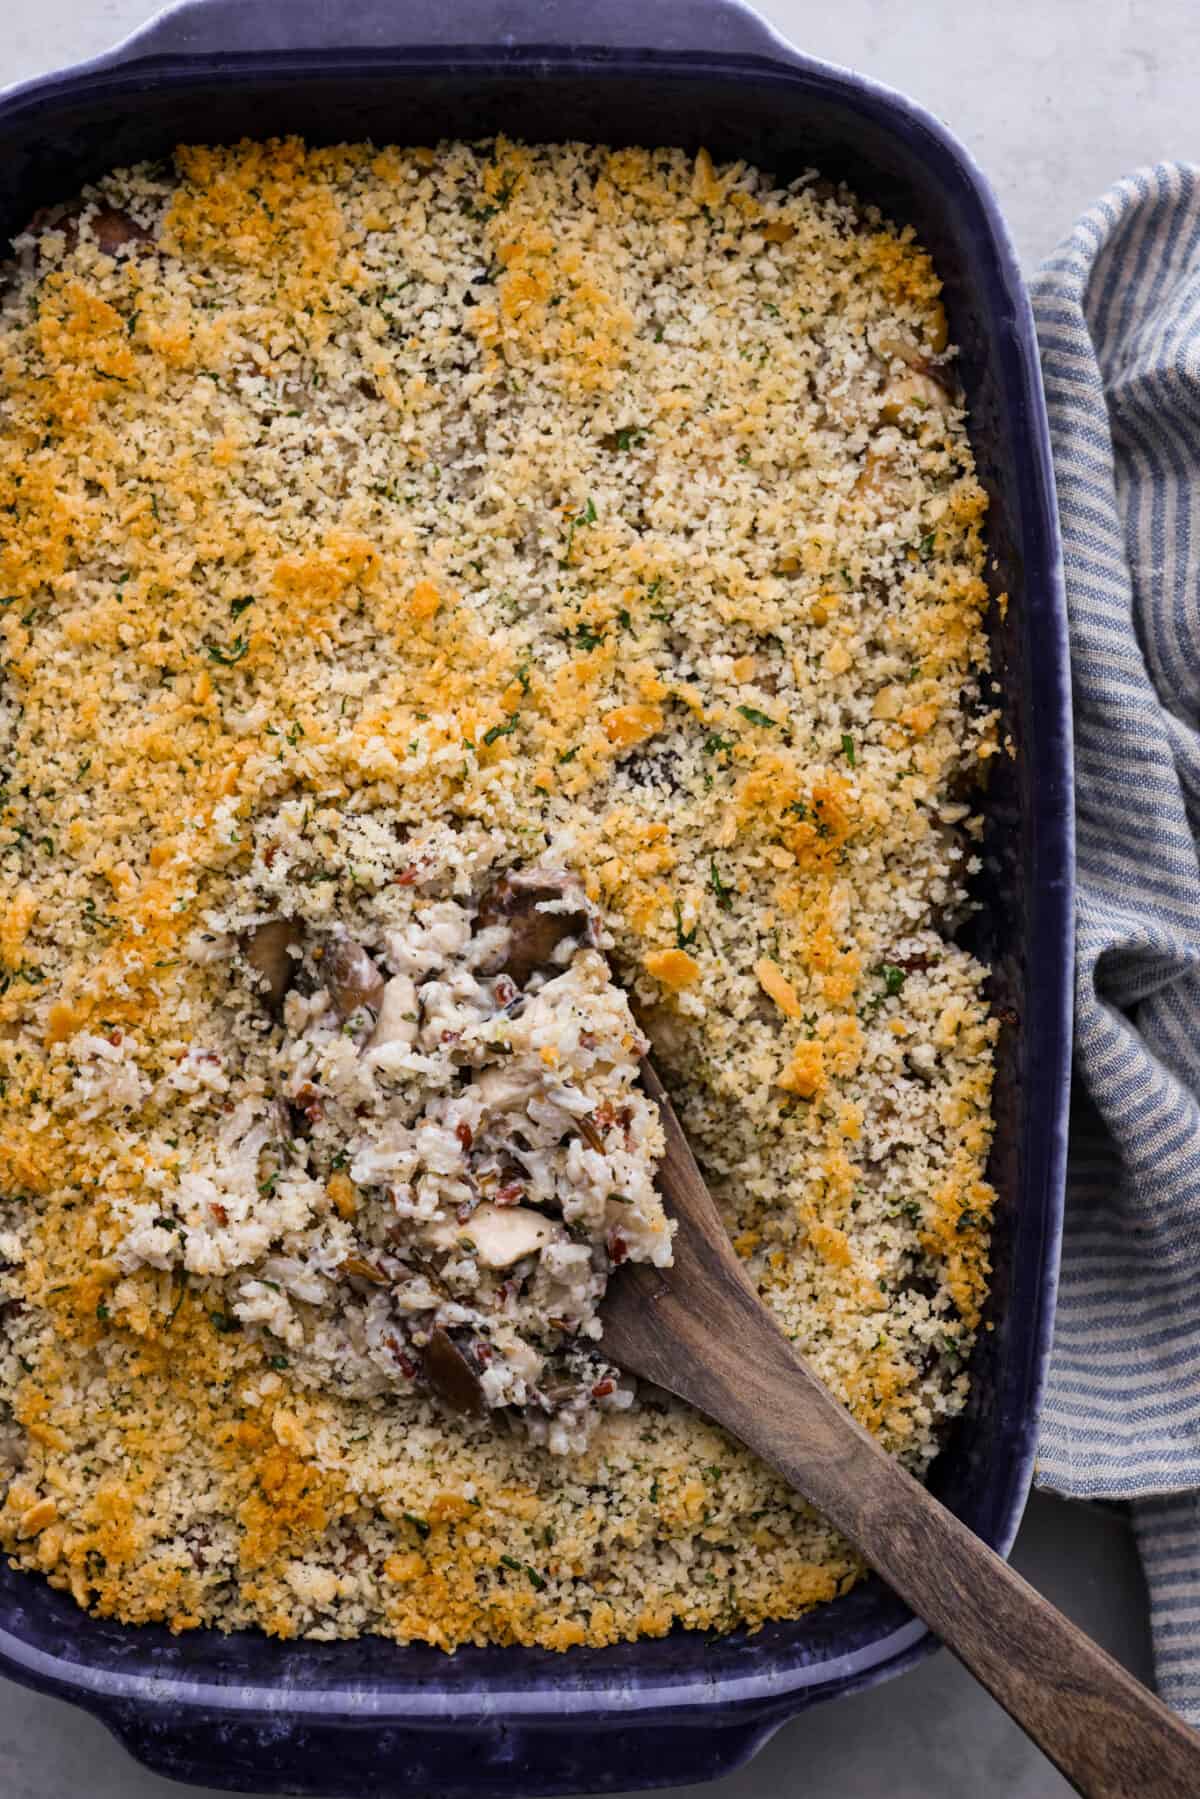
[101,0,805,70]
[100,1703,791,1797]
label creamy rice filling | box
[113,812,669,1452]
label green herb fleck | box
[482,714,520,747]
[737,705,777,728]
[561,497,598,565]
[572,622,604,653]
[709,860,733,911]
[166,1271,188,1328]
[459,176,516,223]
[206,636,249,667]
[673,900,698,949]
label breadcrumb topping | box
[0,137,997,1649]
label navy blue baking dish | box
[0,1,1072,1792]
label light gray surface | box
[0,1,1180,1794]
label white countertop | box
[0,2,1172,1794]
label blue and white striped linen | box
[1031,161,1200,1721]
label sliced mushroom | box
[89,204,155,255]
[474,1062,541,1111]
[26,201,153,257]
[477,868,591,987]
[243,918,303,1012]
[422,1327,486,1416]
[879,371,954,425]
[875,325,954,385]
[454,1202,559,1269]
[365,972,418,1054]
[326,939,385,1019]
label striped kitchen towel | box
[1031,162,1200,1722]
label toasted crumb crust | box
[0,137,997,1648]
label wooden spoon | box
[600,1062,1200,1799]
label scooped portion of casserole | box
[116,816,671,1454]
[0,137,998,1649]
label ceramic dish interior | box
[0,2,1072,1794]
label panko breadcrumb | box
[0,136,998,1649]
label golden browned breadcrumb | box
[0,136,997,1648]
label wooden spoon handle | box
[606,1067,1200,1798]
[623,1248,1197,1796]
[740,1322,1194,1797]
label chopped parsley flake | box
[709,861,733,910]
[205,636,249,666]
[673,900,699,949]
[482,714,520,747]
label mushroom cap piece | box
[422,1328,486,1416]
[477,868,591,988]
[243,918,303,1013]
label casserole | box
[0,1,1072,1793]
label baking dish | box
[0,1,1072,1792]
